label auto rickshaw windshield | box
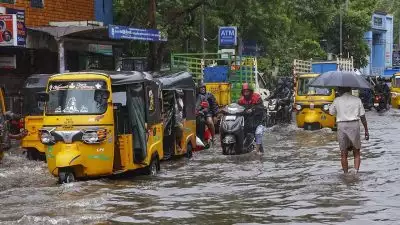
[46,80,108,115]
[297,77,332,96]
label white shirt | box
[329,92,365,122]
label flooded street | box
[1,110,400,225]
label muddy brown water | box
[0,110,399,225]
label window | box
[31,0,44,8]
[373,16,383,28]
[0,0,15,4]
[297,77,332,96]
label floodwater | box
[1,110,400,225]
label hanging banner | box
[0,14,18,46]
[6,8,26,47]
[108,25,167,42]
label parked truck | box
[170,53,267,107]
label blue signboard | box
[219,26,237,46]
[6,8,26,46]
[108,25,167,42]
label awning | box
[27,25,124,44]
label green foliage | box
[376,0,400,46]
[114,0,386,71]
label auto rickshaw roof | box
[154,71,195,90]
[24,74,52,88]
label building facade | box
[0,0,95,27]
[362,12,395,77]
[0,0,113,113]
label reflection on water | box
[0,110,399,224]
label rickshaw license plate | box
[374,103,379,106]
[225,115,236,120]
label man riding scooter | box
[238,83,266,153]
[197,82,218,142]
[374,77,390,109]
[267,78,292,122]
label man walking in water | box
[329,87,369,173]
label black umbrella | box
[308,71,372,89]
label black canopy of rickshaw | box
[24,74,52,89]
[80,70,154,86]
[23,74,52,116]
[154,71,195,90]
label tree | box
[322,0,377,68]
[114,0,381,72]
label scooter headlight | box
[268,104,276,110]
[323,104,330,111]
[82,129,107,144]
[40,131,55,145]
[296,104,302,111]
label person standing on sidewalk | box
[329,87,369,173]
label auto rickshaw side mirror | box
[36,92,49,102]
[94,89,110,100]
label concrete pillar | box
[57,39,65,73]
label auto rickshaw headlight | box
[323,104,330,111]
[295,104,302,111]
[40,132,55,145]
[82,129,107,144]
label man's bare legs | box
[341,148,361,173]
[353,149,361,173]
[341,150,349,173]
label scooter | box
[195,101,211,151]
[266,98,291,127]
[220,103,255,155]
[266,98,278,127]
[374,93,387,112]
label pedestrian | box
[329,87,369,173]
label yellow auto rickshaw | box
[391,73,400,109]
[38,71,167,183]
[294,73,336,130]
[155,72,197,159]
[21,74,52,161]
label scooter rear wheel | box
[222,143,236,155]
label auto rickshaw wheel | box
[186,143,193,159]
[145,155,159,176]
[58,168,75,184]
[26,148,37,161]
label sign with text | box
[219,26,237,46]
[0,55,17,69]
[108,25,167,42]
[6,8,26,47]
[0,14,17,46]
